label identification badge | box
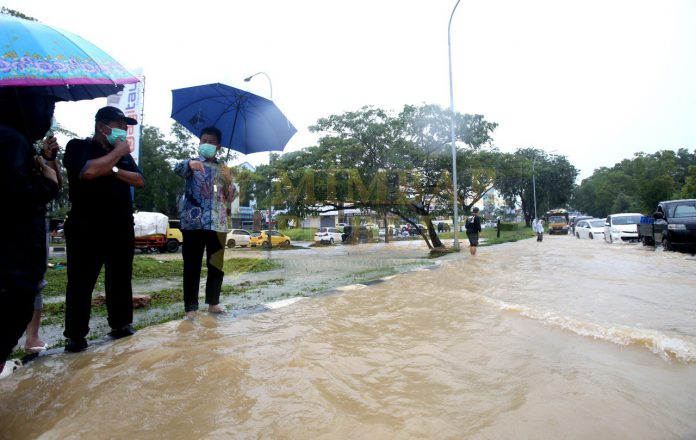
[214,184,218,193]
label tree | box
[263,104,498,249]
[680,166,696,199]
[495,148,578,225]
[163,122,200,162]
[574,149,696,216]
[133,126,185,217]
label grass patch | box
[279,228,316,241]
[31,278,288,350]
[479,226,534,246]
[224,258,279,273]
[43,256,278,298]
[43,256,184,297]
[131,257,185,279]
[352,267,397,282]
[435,223,534,247]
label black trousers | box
[63,217,134,340]
[182,230,226,312]
[0,286,35,361]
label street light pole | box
[243,72,273,100]
[245,72,275,248]
[448,0,462,250]
[532,156,538,222]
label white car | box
[604,213,642,243]
[226,229,251,248]
[314,227,342,244]
[575,218,605,240]
[362,223,380,231]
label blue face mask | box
[199,143,218,159]
[106,127,128,145]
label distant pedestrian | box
[465,207,482,256]
[535,218,544,242]
[175,127,236,317]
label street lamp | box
[243,72,273,100]
[448,0,462,250]
[532,156,538,222]
[532,150,556,223]
[244,72,275,247]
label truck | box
[637,199,696,253]
[133,212,180,253]
[544,209,570,235]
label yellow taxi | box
[249,230,291,247]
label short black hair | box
[201,126,222,144]
[472,207,480,213]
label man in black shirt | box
[62,106,144,352]
[465,207,482,256]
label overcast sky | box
[4,0,695,180]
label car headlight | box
[611,227,620,233]
[668,223,687,231]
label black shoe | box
[64,338,88,353]
[108,325,136,339]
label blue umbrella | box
[171,83,296,155]
[0,15,139,101]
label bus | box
[545,209,570,235]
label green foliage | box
[680,166,696,198]
[265,104,499,249]
[479,224,532,246]
[133,125,187,217]
[130,256,185,279]
[574,148,696,216]
[498,222,519,231]
[222,258,280,273]
[495,148,578,225]
[280,228,316,241]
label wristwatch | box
[112,166,119,174]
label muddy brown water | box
[2,236,695,439]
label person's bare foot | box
[24,337,46,351]
[207,305,225,314]
[185,311,198,319]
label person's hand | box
[113,137,131,157]
[220,166,232,185]
[189,160,204,172]
[35,155,58,185]
[41,136,60,161]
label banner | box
[106,68,145,164]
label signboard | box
[106,68,145,164]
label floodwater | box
[1,236,695,439]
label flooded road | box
[2,236,695,439]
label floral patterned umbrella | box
[0,15,139,101]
